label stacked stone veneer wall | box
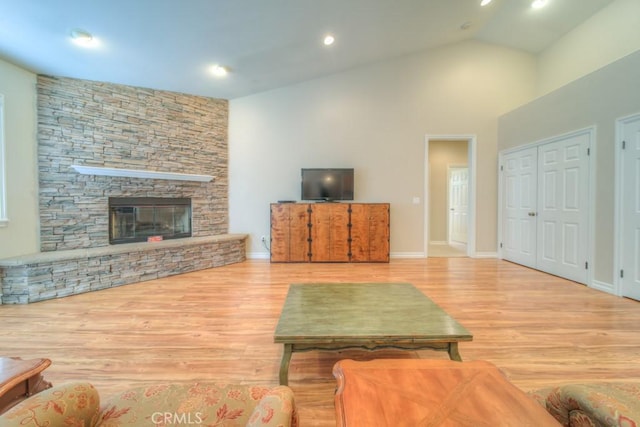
[37,75,228,250]
[0,76,246,304]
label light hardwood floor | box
[1,258,639,426]
[427,243,467,257]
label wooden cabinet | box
[270,202,389,263]
[270,203,310,262]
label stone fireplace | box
[0,75,247,304]
[36,76,230,252]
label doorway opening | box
[424,135,476,257]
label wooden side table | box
[0,357,52,414]
[333,359,560,427]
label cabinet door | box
[368,204,390,262]
[270,204,290,262]
[349,204,369,261]
[351,204,389,262]
[289,204,311,262]
[329,204,351,261]
[270,204,309,262]
[310,203,350,262]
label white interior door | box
[536,133,590,284]
[501,147,537,268]
[620,116,640,301]
[448,167,468,245]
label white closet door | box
[620,116,640,301]
[536,134,590,283]
[502,147,537,268]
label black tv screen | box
[301,168,354,201]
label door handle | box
[528,212,537,217]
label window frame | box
[0,94,7,226]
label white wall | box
[229,40,536,258]
[498,49,640,286]
[536,0,640,96]
[0,59,39,259]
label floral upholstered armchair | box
[529,382,640,427]
[0,381,298,427]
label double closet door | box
[501,130,591,284]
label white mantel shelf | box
[70,165,214,182]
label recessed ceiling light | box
[480,0,492,6]
[323,35,335,46]
[70,28,94,46]
[210,64,229,77]
[531,0,549,9]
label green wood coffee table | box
[274,283,473,385]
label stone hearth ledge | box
[0,234,247,304]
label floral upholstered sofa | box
[529,382,640,427]
[0,381,298,427]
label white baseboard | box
[247,252,270,260]
[590,280,616,296]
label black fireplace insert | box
[109,197,192,244]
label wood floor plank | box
[1,258,639,426]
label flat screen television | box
[301,168,354,201]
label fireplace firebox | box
[109,197,192,244]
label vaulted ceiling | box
[0,0,615,99]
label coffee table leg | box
[448,342,462,361]
[279,344,293,385]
